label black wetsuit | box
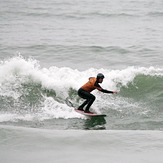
[78,78,113,112]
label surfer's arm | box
[96,87,117,94]
[94,81,117,94]
[100,89,118,94]
[101,89,114,93]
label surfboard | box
[75,109,106,117]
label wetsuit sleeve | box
[94,80,114,93]
[94,81,102,90]
[101,89,114,93]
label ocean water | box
[0,0,163,162]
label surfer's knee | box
[91,95,96,101]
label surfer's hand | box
[113,91,118,94]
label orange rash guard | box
[81,77,102,92]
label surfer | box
[78,73,117,113]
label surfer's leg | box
[85,94,96,112]
[78,88,93,111]
[78,99,89,110]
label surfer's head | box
[97,73,104,83]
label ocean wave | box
[0,56,162,123]
[148,11,163,17]
[52,11,139,20]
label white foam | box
[0,56,163,121]
[0,56,162,93]
[0,113,34,122]
[41,97,84,119]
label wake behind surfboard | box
[75,109,106,117]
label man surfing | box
[77,73,117,113]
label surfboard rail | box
[75,109,106,117]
